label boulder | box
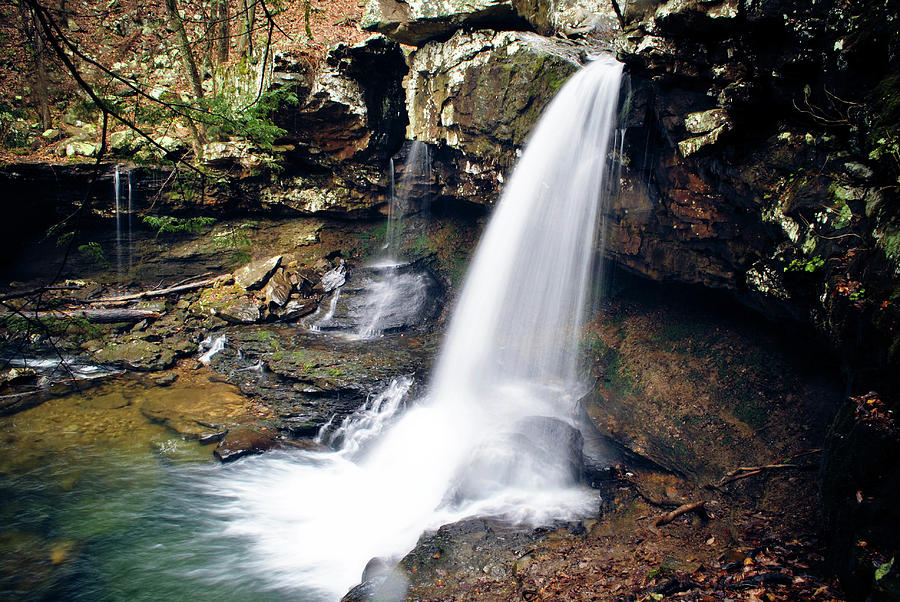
[234,255,282,290]
[93,339,176,371]
[360,0,519,46]
[217,295,262,324]
[445,416,585,504]
[406,29,583,204]
[512,0,620,37]
[213,427,280,462]
[264,268,293,308]
[64,141,98,158]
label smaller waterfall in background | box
[114,165,122,281]
[127,168,134,274]
[112,164,135,284]
[305,142,441,340]
[381,141,432,257]
[352,141,436,339]
[383,157,398,254]
[196,55,624,600]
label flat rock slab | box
[138,376,252,438]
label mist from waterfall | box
[196,55,624,599]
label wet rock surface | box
[361,0,520,46]
[201,326,439,438]
[583,273,842,485]
[137,375,254,439]
[307,260,444,337]
[213,427,281,462]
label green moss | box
[734,397,768,430]
[880,230,900,268]
[784,255,825,273]
[606,354,636,396]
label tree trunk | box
[7,308,161,323]
[238,0,254,56]
[216,0,229,64]
[20,3,52,129]
[163,0,207,149]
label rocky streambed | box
[0,214,852,599]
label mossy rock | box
[93,339,176,371]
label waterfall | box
[114,165,122,281]
[127,168,134,274]
[306,142,438,339]
[197,55,624,599]
[382,141,431,257]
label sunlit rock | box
[361,0,518,45]
[234,255,282,291]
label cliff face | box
[607,0,899,392]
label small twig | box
[719,463,816,486]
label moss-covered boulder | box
[93,339,176,372]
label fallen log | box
[5,308,161,323]
[83,274,232,304]
[653,500,707,529]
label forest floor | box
[400,469,846,601]
[0,0,368,163]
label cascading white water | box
[197,55,623,599]
[382,141,430,257]
[127,168,134,274]
[307,142,438,340]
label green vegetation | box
[77,242,109,268]
[213,225,253,265]
[784,255,825,273]
[142,215,216,237]
[202,87,298,149]
[870,73,900,171]
[876,557,895,582]
[879,230,900,269]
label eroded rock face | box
[513,0,620,37]
[406,29,583,204]
[245,36,409,215]
[605,0,900,392]
[361,0,520,45]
